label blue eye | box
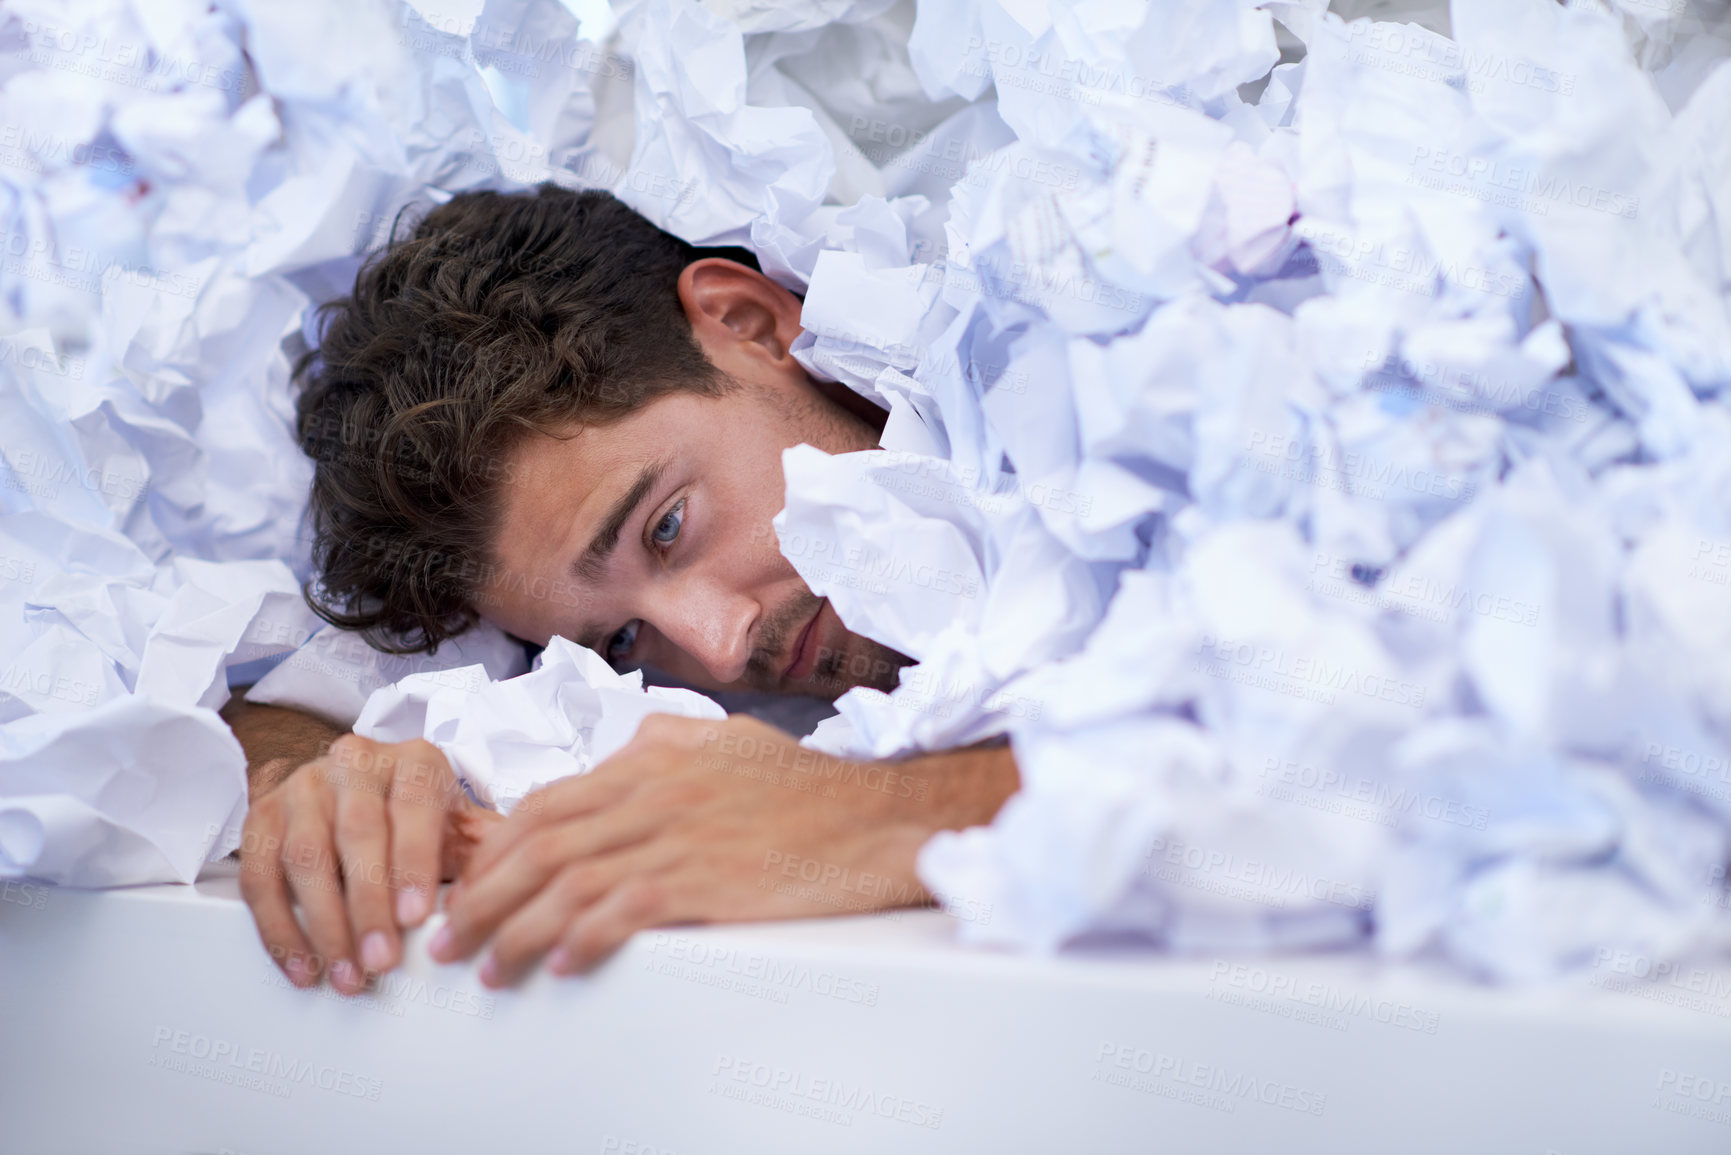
[606,620,640,662]
[652,499,685,546]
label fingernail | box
[428,924,454,961]
[479,955,500,988]
[284,955,311,987]
[330,959,359,990]
[396,888,428,925]
[547,947,573,976]
[361,931,393,972]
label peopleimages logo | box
[2,231,206,300]
[779,531,980,598]
[0,878,49,910]
[1244,429,1478,503]
[1258,757,1490,831]
[1207,961,1441,1034]
[958,36,1191,109]
[927,253,1145,314]
[1359,351,1588,423]
[148,1027,384,1100]
[1654,1068,1731,1129]
[1409,145,1639,220]
[1308,551,1540,629]
[649,931,883,1007]
[1338,24,1576,97]
[0,339,85,379]
[847,118,1081,192]
[1092,1042,1327,1116]
[19,19,246,94]
[0,124,134,174]
[710,1056,944,1130]
[1143,835,1376,912]
[1300,226,1527,300]
[1193,634,1429,711]
[0,666,102,707]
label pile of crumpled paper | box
[3,0,1731,982]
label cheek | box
[728,507,805,585]
[693,466,795,578]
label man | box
[227,184,1021,995]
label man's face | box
[481,380,907,699]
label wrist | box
[248,756,300,799]
[873,742,1020,833]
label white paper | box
[6,0,1731,983]
[354,636,723,812]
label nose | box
[643,574,757,685]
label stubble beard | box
[741,378,906,698]
[744,586,909,699]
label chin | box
[802,631,909,698]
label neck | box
[812,377,889,443]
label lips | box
[782,599,826,683]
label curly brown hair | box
[294,184,755,654]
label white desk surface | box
[4,860,1731,1154]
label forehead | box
[480,427,624,642]
[482,394,712,629]
[492,414,641,574]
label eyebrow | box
[569,457,671,629]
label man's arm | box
[434,713,1021,986]
[219,694,344,798]
[901,736,1019,832]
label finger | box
[478,849,658,988]
[435,802,664,963]
[632,712,721,752]
[388,740,454,929]
[333,772,398,978]
[237,807,317,987]
[459,771,636,887]
[442,805,504,882]
[549,875,680,975]
[280,809,359,994]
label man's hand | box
[432,713,1018,987]
[238,734,500,994]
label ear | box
[677,258,805,369]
